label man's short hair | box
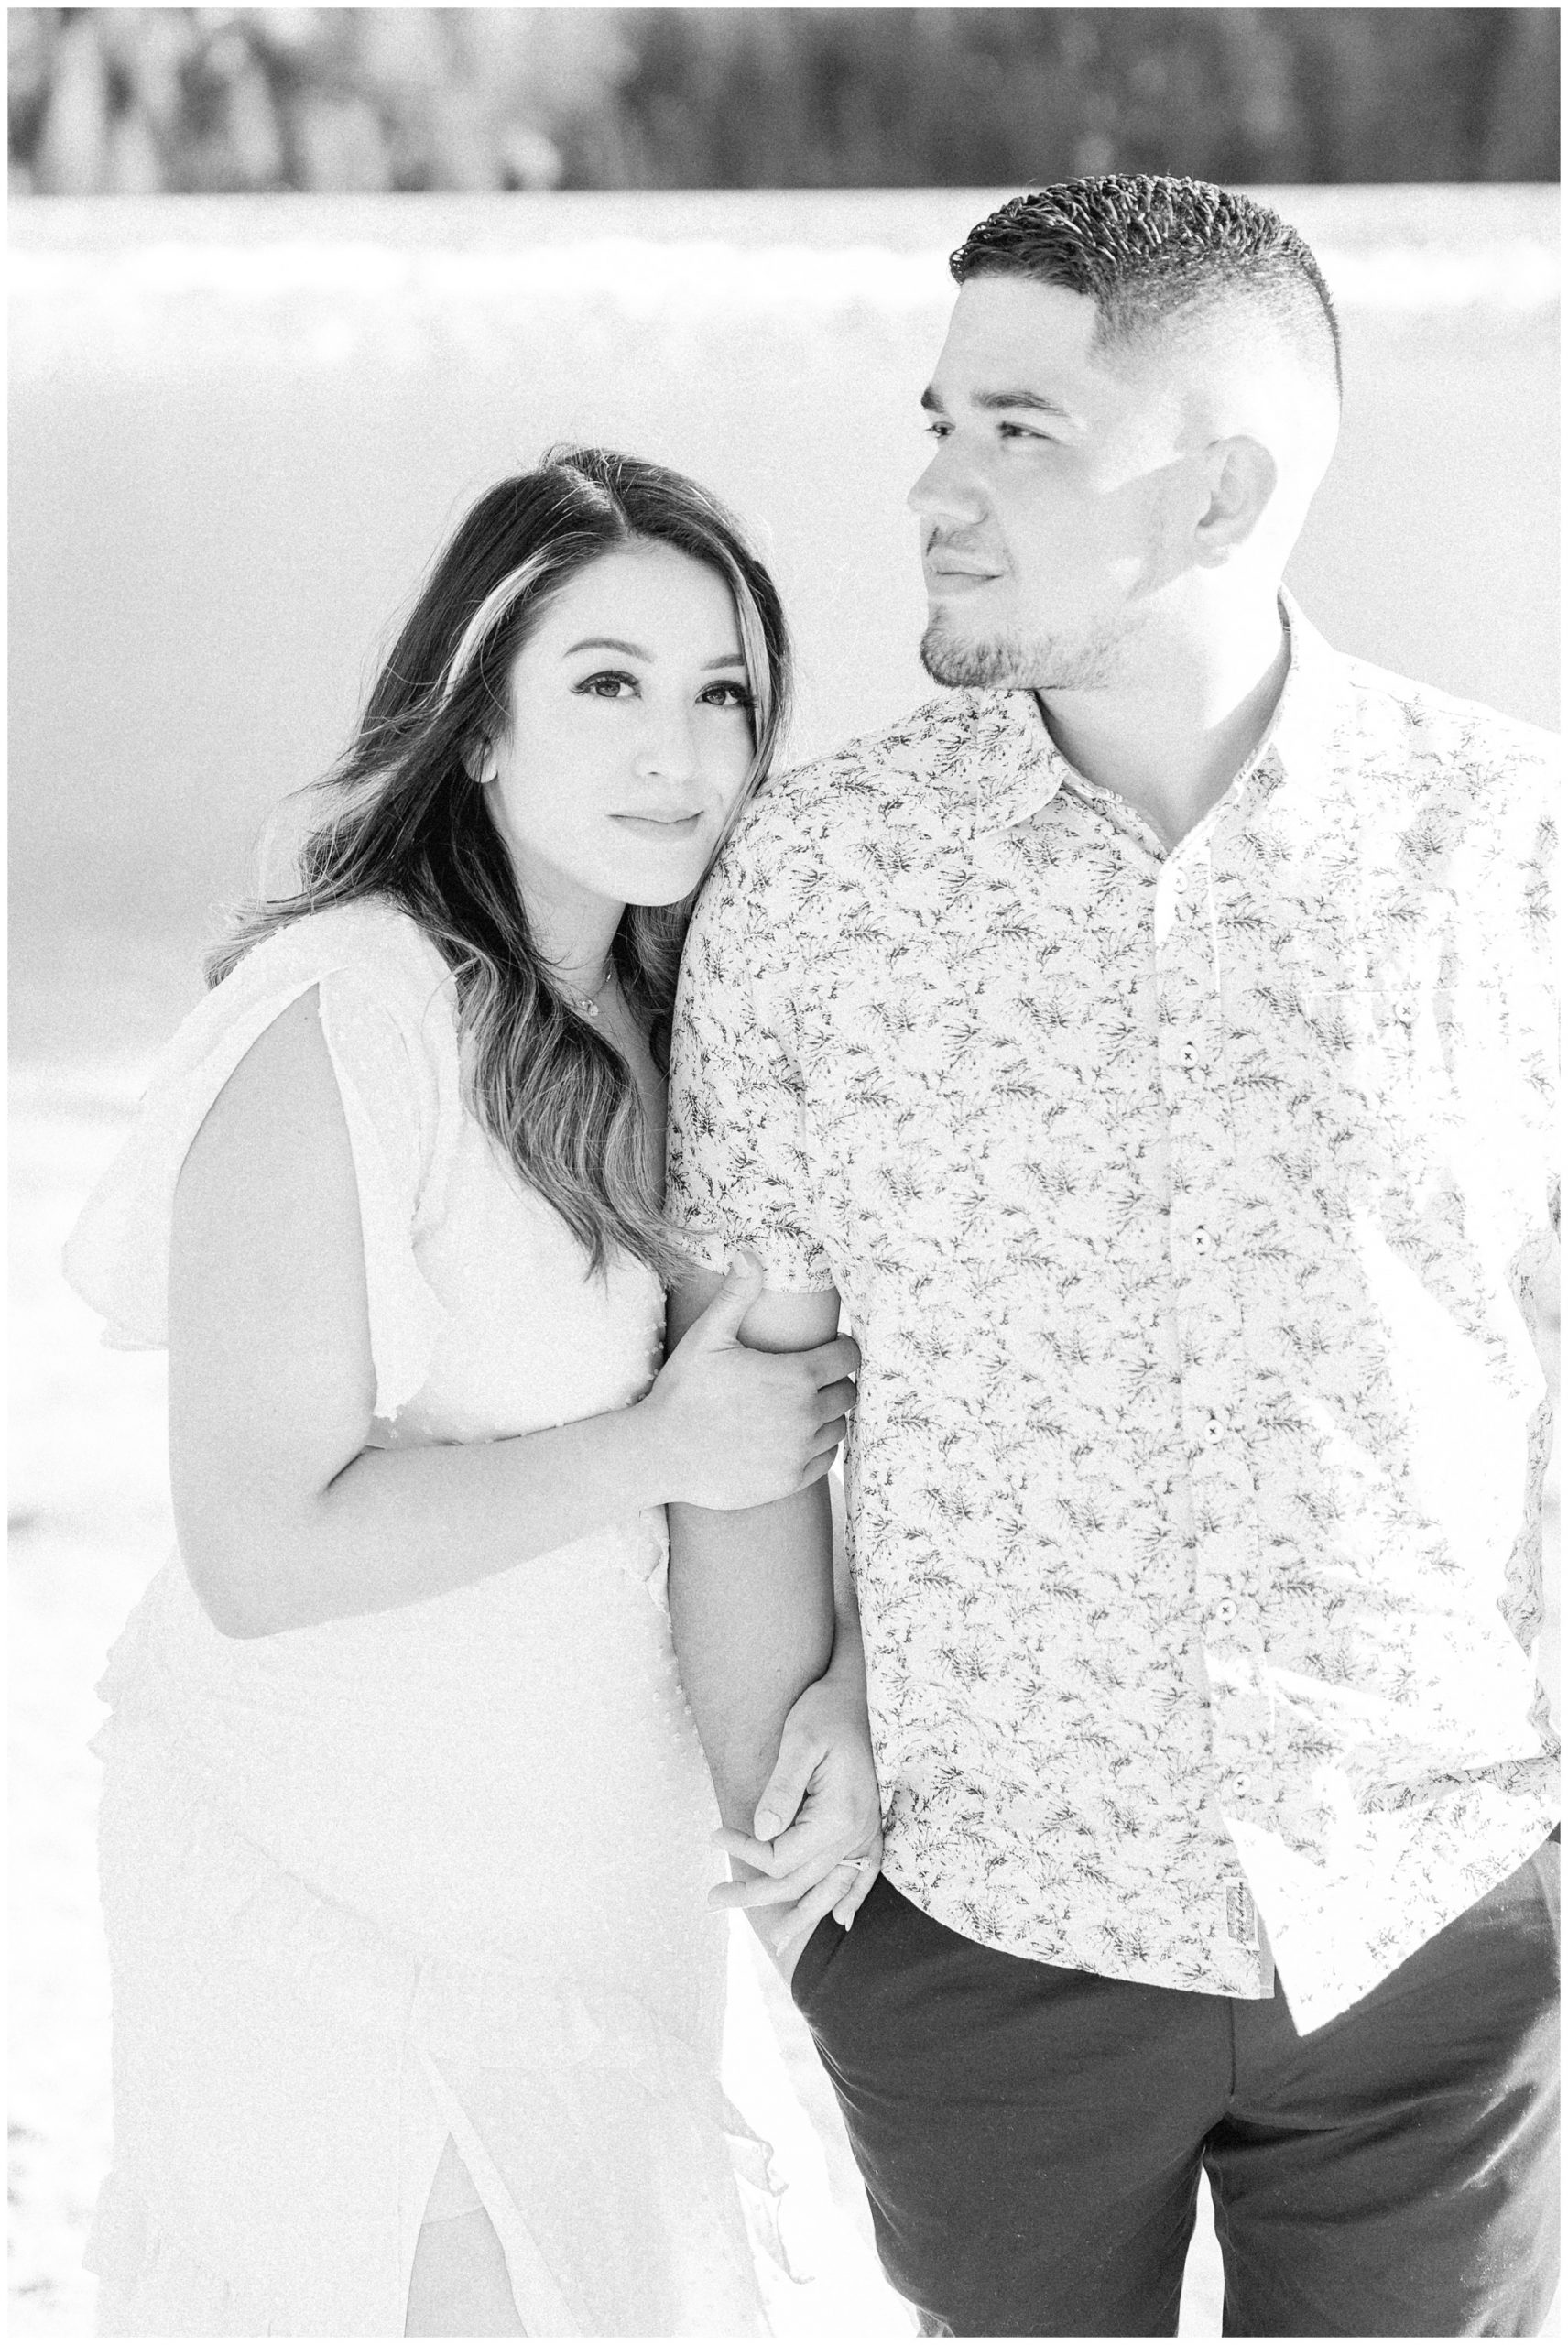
[952,174,1342,399]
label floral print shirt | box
[666,602,1560,2032]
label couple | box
[68,176,1558,2340]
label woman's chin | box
[603,843,717,908]
[620,875,708,910]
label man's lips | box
[924,551,1003,581]
[925,562,1003,593]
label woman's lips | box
[608,813,705,837]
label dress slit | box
[413,2045,582,2338]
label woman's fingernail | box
[754,1811,781,1840]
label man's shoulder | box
[1336,652,1558,784]
[733,691,993,860]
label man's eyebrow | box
[974,388,1078,420]
[919,385,1077,421]
[562,637,746,671]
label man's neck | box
[1037,600,1291,854]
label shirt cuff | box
[668,1218,837,1292]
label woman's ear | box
[461,736,496,788]
[1193,435,1279,564]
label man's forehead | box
[930,275,1115,398]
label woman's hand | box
[709,1663,884,1971]
[643,1252,859,1511]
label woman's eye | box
[700,681,754,710]
[576,671,638,700]
[923,420,953,441]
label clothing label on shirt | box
[1225,1881,1258,1947]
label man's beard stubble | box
[920,614,1033,689]
[920,609,1118,694]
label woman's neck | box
[510,861,625,1003]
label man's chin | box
[920,618,1033,691]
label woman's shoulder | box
[210,898,459,1077]
[64,894,459,1397]
[223,897,453,1011]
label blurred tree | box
[570,6,1559,187]
[7,5,1559,195]
[7,5,633,192]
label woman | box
[65,449,881,2338]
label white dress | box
[64,899,779,2338]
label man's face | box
[910,275,1192,692]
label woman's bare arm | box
[168,992,855,1639]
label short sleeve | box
[63,903,458,1423]
[666,834,836,1292]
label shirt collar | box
[1258,592,1350,787]
[947,688,1072,838]
[953,592,1350,840]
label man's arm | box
[666,1270,841,1837]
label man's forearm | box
[668,1478,835,1830]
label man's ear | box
[1193,435,1278,563]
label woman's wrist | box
[619,1390,685,1511]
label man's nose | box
[908,435,985,527]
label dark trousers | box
[789,1837,1560,2337]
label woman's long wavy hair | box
[210,447,790,1282]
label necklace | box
[560,964,616,1020]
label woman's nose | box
[633,706,698,781]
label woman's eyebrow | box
[562,638,746,670]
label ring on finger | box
[836,1856,874,1872]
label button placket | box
[1158,843,1274,1818]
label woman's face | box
[481,541,757,932]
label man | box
[666,177,1559,2337]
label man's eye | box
[923,420,953,440]
[576,671,637,699]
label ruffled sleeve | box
[63,900,461,1424]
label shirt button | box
[1231,1774,1252,1798]
[1180,1039,1199,1069]
[1215,1597,1238,1624]
[1203,1412,1224,1445]
[1192,1226,1214,1256]
[1167,867,1187,896]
